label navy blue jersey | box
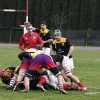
[41,32,52,47]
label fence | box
[63,30,100,46]
[0,27,100,46]
[0,27,22,43]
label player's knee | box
[65,72,73,77]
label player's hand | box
[44,39,53,43]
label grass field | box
[0,46,100,100]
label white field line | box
[88,87,100,90]
[84,87,100,95]
[84,92,100,95]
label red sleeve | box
[37,34,44,46]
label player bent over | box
[14,51,67,94]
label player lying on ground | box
[0,67,48,91]
[0,67,15,85]
[38,69,86,91]
[0,67,82,92]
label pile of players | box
[0,22,87,94]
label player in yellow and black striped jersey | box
[52,34,73,58]
[39,24,53,55]
[52,29,87,91]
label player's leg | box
[62,56,87,91]
[45,55,67,94]
[13,68,26,91]
[37,75,48,92]
[47,70,58,90]
[50,67,68,94]
[24,76,30,92]
[37,69,49,92]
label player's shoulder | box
[63,37,71,42]
[60,37,66,43]
[32,31,39,35]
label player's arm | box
[67,45,74,57]
[43,39,53,44]
[18,36,25,51]
[66,38,74,57]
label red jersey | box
[19,32,43,50]
[29,54,57,72]
[19,54,57,72]
[19,58,31,69]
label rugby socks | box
[57,73,63,90]
[9,75,17,87]
[37,75,48,92]
[38,75,48,86]
[56,72,67,94]
[63,83,72,90]
[77,82,87,91]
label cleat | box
[13,85,18,91]
[37,84,47,92]
[78,86,87,92]
[6,85,13,90]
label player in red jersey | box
[19,25,43,51]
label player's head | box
[54,29,62,38]
[26,25,33,33]
[40,24,47,29]
[1,67,15,85]
[24,21,31,27]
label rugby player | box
[51,29,87,91]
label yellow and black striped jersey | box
[52,37,72,56]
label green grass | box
[0,47,100,100]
